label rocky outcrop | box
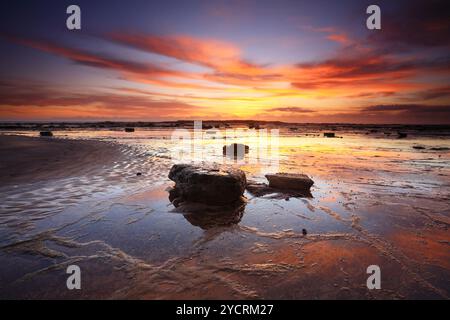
[168,164,247,205]
[222,143,250,157]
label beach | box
[0,127,449,299]
[0,135,124,186]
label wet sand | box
[0,132,449,299]
[0,135,123,186]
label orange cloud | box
[326,33,351,44]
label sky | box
[0,0,449,123]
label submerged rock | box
[39,131,53,137]
[265,173,314,192]
[222,143,250,157]
[168,164,247,205]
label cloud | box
[326,33,351,45]
[107,33,266,76]
[0,83,205,121]
[4,35,184,78]
[290,51,449,93]
[270,107,316,113]
[346,91,396,98]
[413,86,450,101]
[362,104,450,113]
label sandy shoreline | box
[0,135,123,186]
[0,131,449,299]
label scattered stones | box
[265,173,314,192]
[168,164,247,205]
[39,131,53,137]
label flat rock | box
[265,173,314,192]
[168,164,247,205]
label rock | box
[168,164,247,205]
[222,143,250,157]
[397,132,407,138]
[430,147,450,151]
[136,172,142,176]
[302,228,307,236]
[323,132,335,138]
[124,127,135,132]
[265,173,314,192]
[39,131,53,137]
[412,146,425,150]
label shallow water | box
[0,127,449,299]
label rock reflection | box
[169,195,246,229]
[246,182,313,199]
